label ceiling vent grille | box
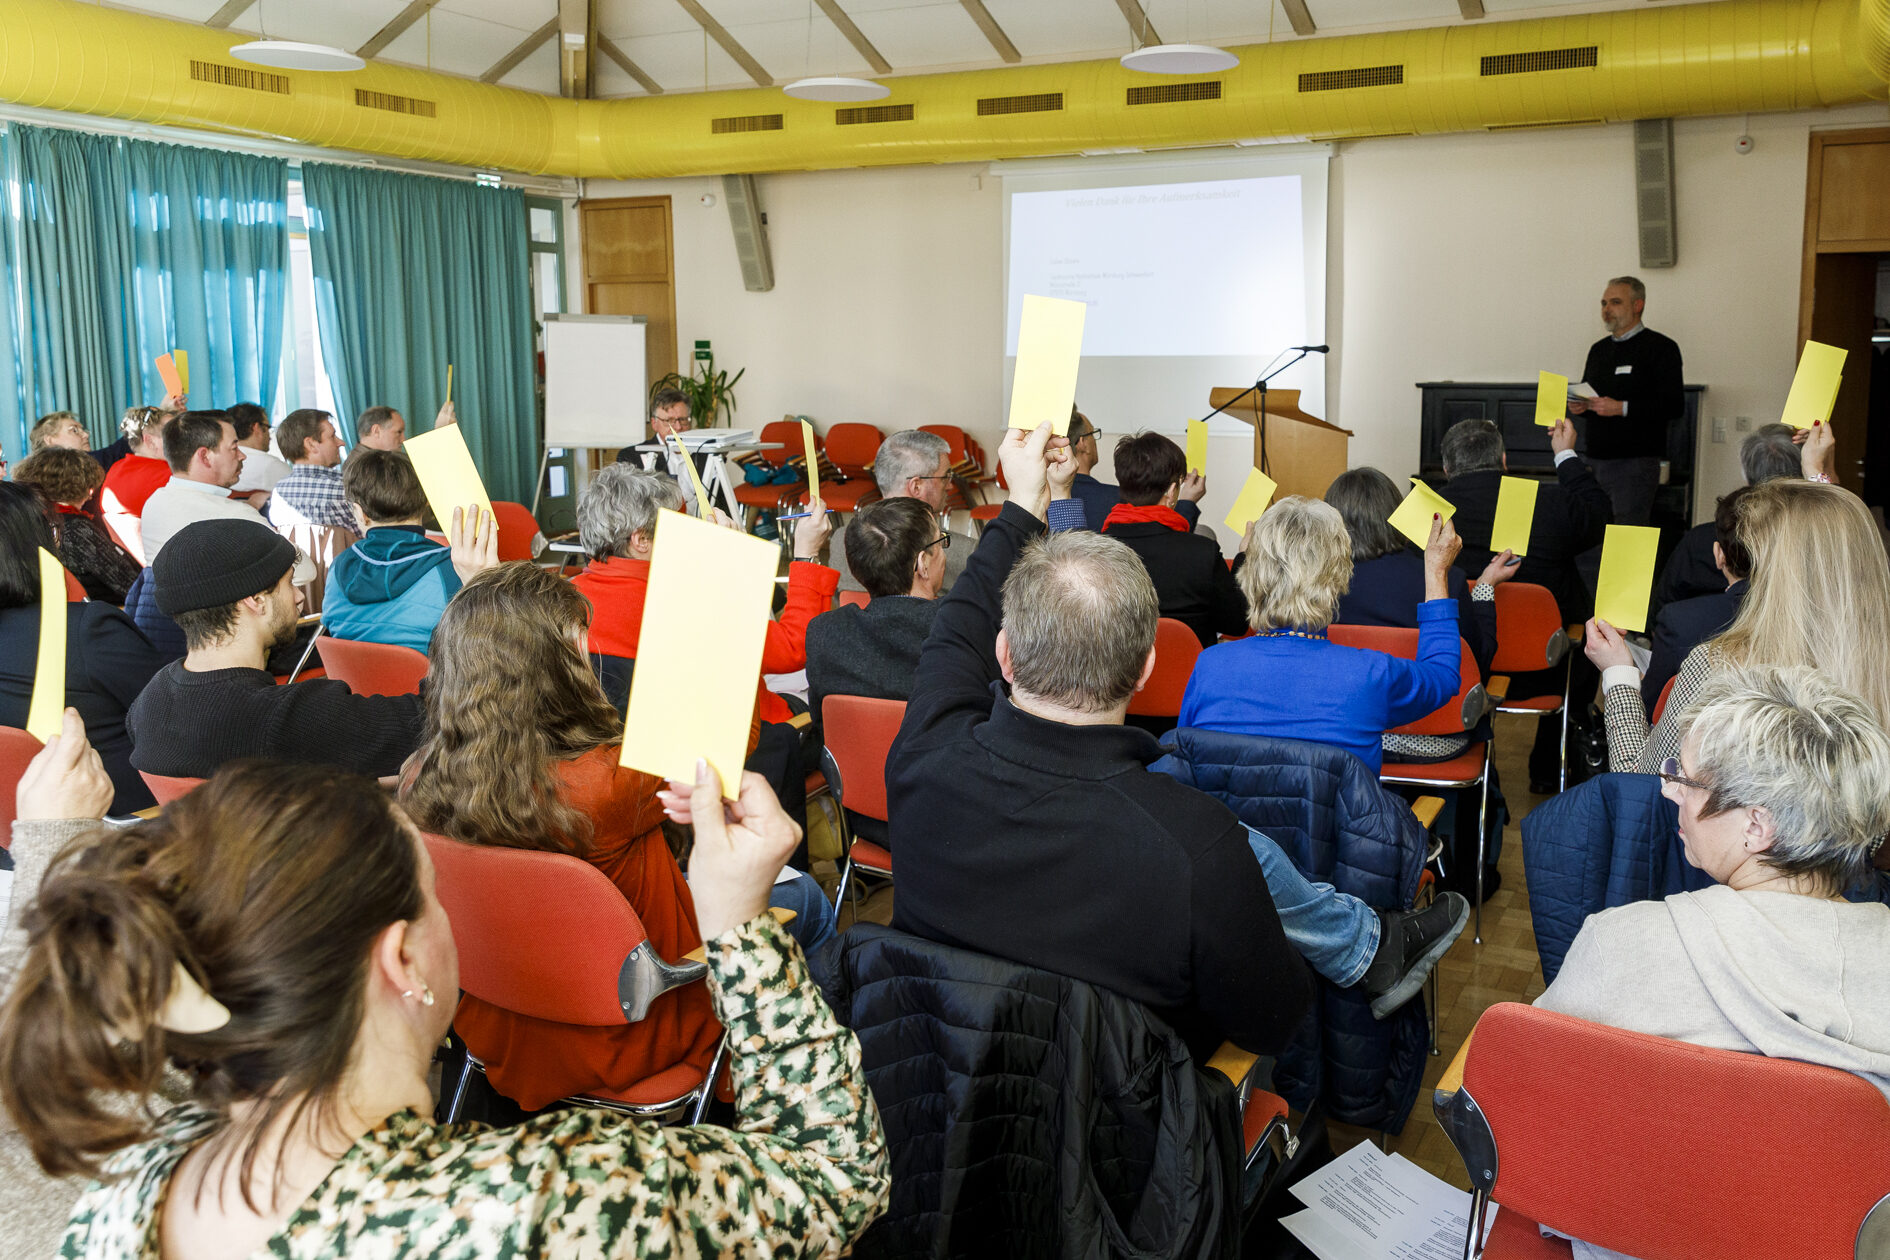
[1298,65,1404,92]
[1126,81,1221,106]
[977,92,1064,116]
[355,89,435,118]
[836,103,914,125]
[1486,118,1603,131]
[189,60,289,94]
[1480,46,1599,76]
[711,113,785,134]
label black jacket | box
[887,501,1312,1061]
[1641,581,1744,713]
[805,595,939,727]
[1101,519,1248,648]
[818,924,1244,1260]
[1653,520,1722,611]
[1446,457,1611,623]
[1579,327,1685,459]
[0,602,166,814]
[1337,550,1495,678]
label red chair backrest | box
[0,726,44,843]
[756,419,805,469]
[1327,624,1482,737]
[1489,582,1569,673]
[139,771,205,805]
[1127,618,1201,718]
[1651,674,1677,725]
[316,637,430,697]
[1462,1002,1890,1259]
[422,832,645,1027]
[823,423,883,477]
[490,501,545,563]
[64,569,86,602]
[836,589,871,610]
[821,695,907,823]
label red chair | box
[490,501,546,562]
[1329,624,1494,939]
[0,726,45,843]
[835,589,871,610]
[969,464,1008,529]
[1435,1002,1890,1259]
[423,832,725,1121]
[316,637,430,697]
[819,694,905,915]
[733,419,809,526]
[1651,674,1677,725]
[139,772,205,806]
[1488,582,1574,794]
[1126,618,1202,719]
[800,422,883,514]
[919,424,990,514]
[63,569,86,602]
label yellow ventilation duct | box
[0,0,1885,179]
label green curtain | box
[301,162,537,504]
[0,123,287,460]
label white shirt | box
[139,476,316,583]
[233,444,290,494]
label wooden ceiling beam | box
[1112,0,1161,49]
[204,0,252,30]
[815,0,893,77]
[598,35,665,95]
[672,0,773,88]
[959,0,1021,64]
[1457,0,1487,18]
[481,18,557,85]
[357,0,444,59]
[1280,0,1317,37]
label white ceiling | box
[115,0,1726,98]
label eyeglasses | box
[1657,757,1711,793]
[1070,427,1100,442]
[910,473,953,482]
[927,532,952,551]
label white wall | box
[580,100,1888,542]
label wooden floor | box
[814,710,1557,1191]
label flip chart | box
[801,419,820,507]
[1388,479,1456,550]
[1489,476,1539,557]
[26,548,66,742]
[670,432,714,517]
[1781,340,1847,430]
[155,354,184,400]
[1223,468,1277,535]
[1006,294,1085,435]
[620,510,780,797]
[174,349,188,394]
[404,422,493,528]
[1594,523,1661,634]
[1185,419,1208,475]
[1535,371,1567,427]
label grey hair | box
[1682,663,1890,896]
[1740,422,1801,486]
[577,464,683,559]
[874,429,950,498]
[1607,275,1646,303]
[1000,531,1157,713]
[1238,496,1351,632]
[1440,419,1504,477]
[1325,467,1408,562]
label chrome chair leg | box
[1473,760,1492,944]
[688,1036,731,1126]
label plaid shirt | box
[269,462,360,536]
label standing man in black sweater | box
[1568,275,1685,526]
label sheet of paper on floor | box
[1281,1140,1498,1260]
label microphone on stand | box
[1294,345,1330,354]
[1200,343,1331,474]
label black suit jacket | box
[1641,581,1744,713]
[1654,520,1721,611]
[1101,520,1248,648]
[1447,457,1611,623]
[1338,550,1495,677]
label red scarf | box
[1102,502,1191,533]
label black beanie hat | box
[154,518,297,617]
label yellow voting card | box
[620,511,779,798]
[1389,479,1455,549]
[1490,476,1539,557]
[1781,340,1847,429]
[801,419,820,507]
[1594,523,1661,634]
[1223,468,1277,535]
[1186,419,1208,475]
[27,548,66,742]
[173,349,188,394]
[404,422,493,530]
[155,354,184,400]
[670,432,714,517]
[1007,295,1085,435]
[445,363,453,406]
[1535,371,1567,427]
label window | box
[277,179,340,423]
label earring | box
[401,985,437,1007]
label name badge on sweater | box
[1615,364,1633,375]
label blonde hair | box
[1714,480,1890,728]
[1238,496,1351,632]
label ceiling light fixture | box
[782,76,890,102]
[228,41,367,72]
[1119,43,1239,75]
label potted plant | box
[652,349,744,428]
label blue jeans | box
[768,871,838,954]
[1244,826,1380,988]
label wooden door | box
[579,196,677,411]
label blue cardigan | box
[1177,599,1460,774]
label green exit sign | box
[694,340,712,362]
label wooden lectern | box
[1208,387,1352,503]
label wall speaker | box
[1634,118,1677,268]
[722,173,774,292]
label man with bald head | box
[1567,275,1685,527]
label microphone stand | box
[1199,348,1315,477]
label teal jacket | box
[322,526,461,653]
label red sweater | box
[100,454,170,517]
[451,747,722,1109]
[574,553,838,725]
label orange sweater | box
[452,746,722,1110]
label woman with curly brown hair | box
[13,446,142,603]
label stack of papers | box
[1567,381,1599,401]
[1282,1141,1498,1260]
